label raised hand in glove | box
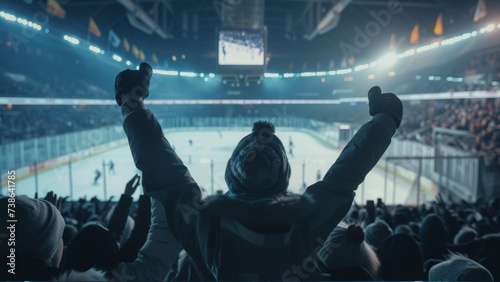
[114,62,153,107]
[368,86,403,128]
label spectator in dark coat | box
[377,233,424,281]
[115,63,402,280]
[65,223,119,272]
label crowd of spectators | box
[0,62,114,100]
[0,35,118,99]
[0,105,121,144]
[2,97,500,169]
[397,48,500,94]
[460,49,500,77]
[2,180,499,281]
[0,174,171,281]
[400,98,500,167]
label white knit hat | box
[429,254,493,281]
[0,196,65,262]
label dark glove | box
[368,86,403,128]
[115,62,152,106]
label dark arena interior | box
[1,0,500,281]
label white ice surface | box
[8,130,416,204]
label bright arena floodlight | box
[89,45,101,54]
[0,11,17,22]
[63,35,79,45]
[378,52,398,68]
[112,54,122,62]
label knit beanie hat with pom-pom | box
[429,254,493,281]
[317,224,380,277]
[225,121,291,197]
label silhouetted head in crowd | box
[391,205,414,227]
[66,222,119,272]
[420,214,449,260]
[63,224,78,245]
[377,233,424,281]
[0,196,65,266]
[317,223,380,279]
[453,226,478,245]
[477,234,500,281]
[0,196,65,279]
[225,121,291,198]
[86,214,103,225]
[347,206,360,222]
[489,197,500,210]
[364,219,393,252]
[428,253,493,281]
[394,224,412,235]
[409,221,420,235]
[474,220,497,236]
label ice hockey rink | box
[5,129,421,205]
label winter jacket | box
[122,109,396,281]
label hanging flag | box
[388,33,396,50]
[88,17,101,37]
[410,24,419,44]
[434,13,443,35]
[139,49,146,61]
[47,0,66,19]
[123,37,130,52]
[132,45,139,58]
[473,0,487,22]
[108,29,121,48]
[152,53,159,64]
